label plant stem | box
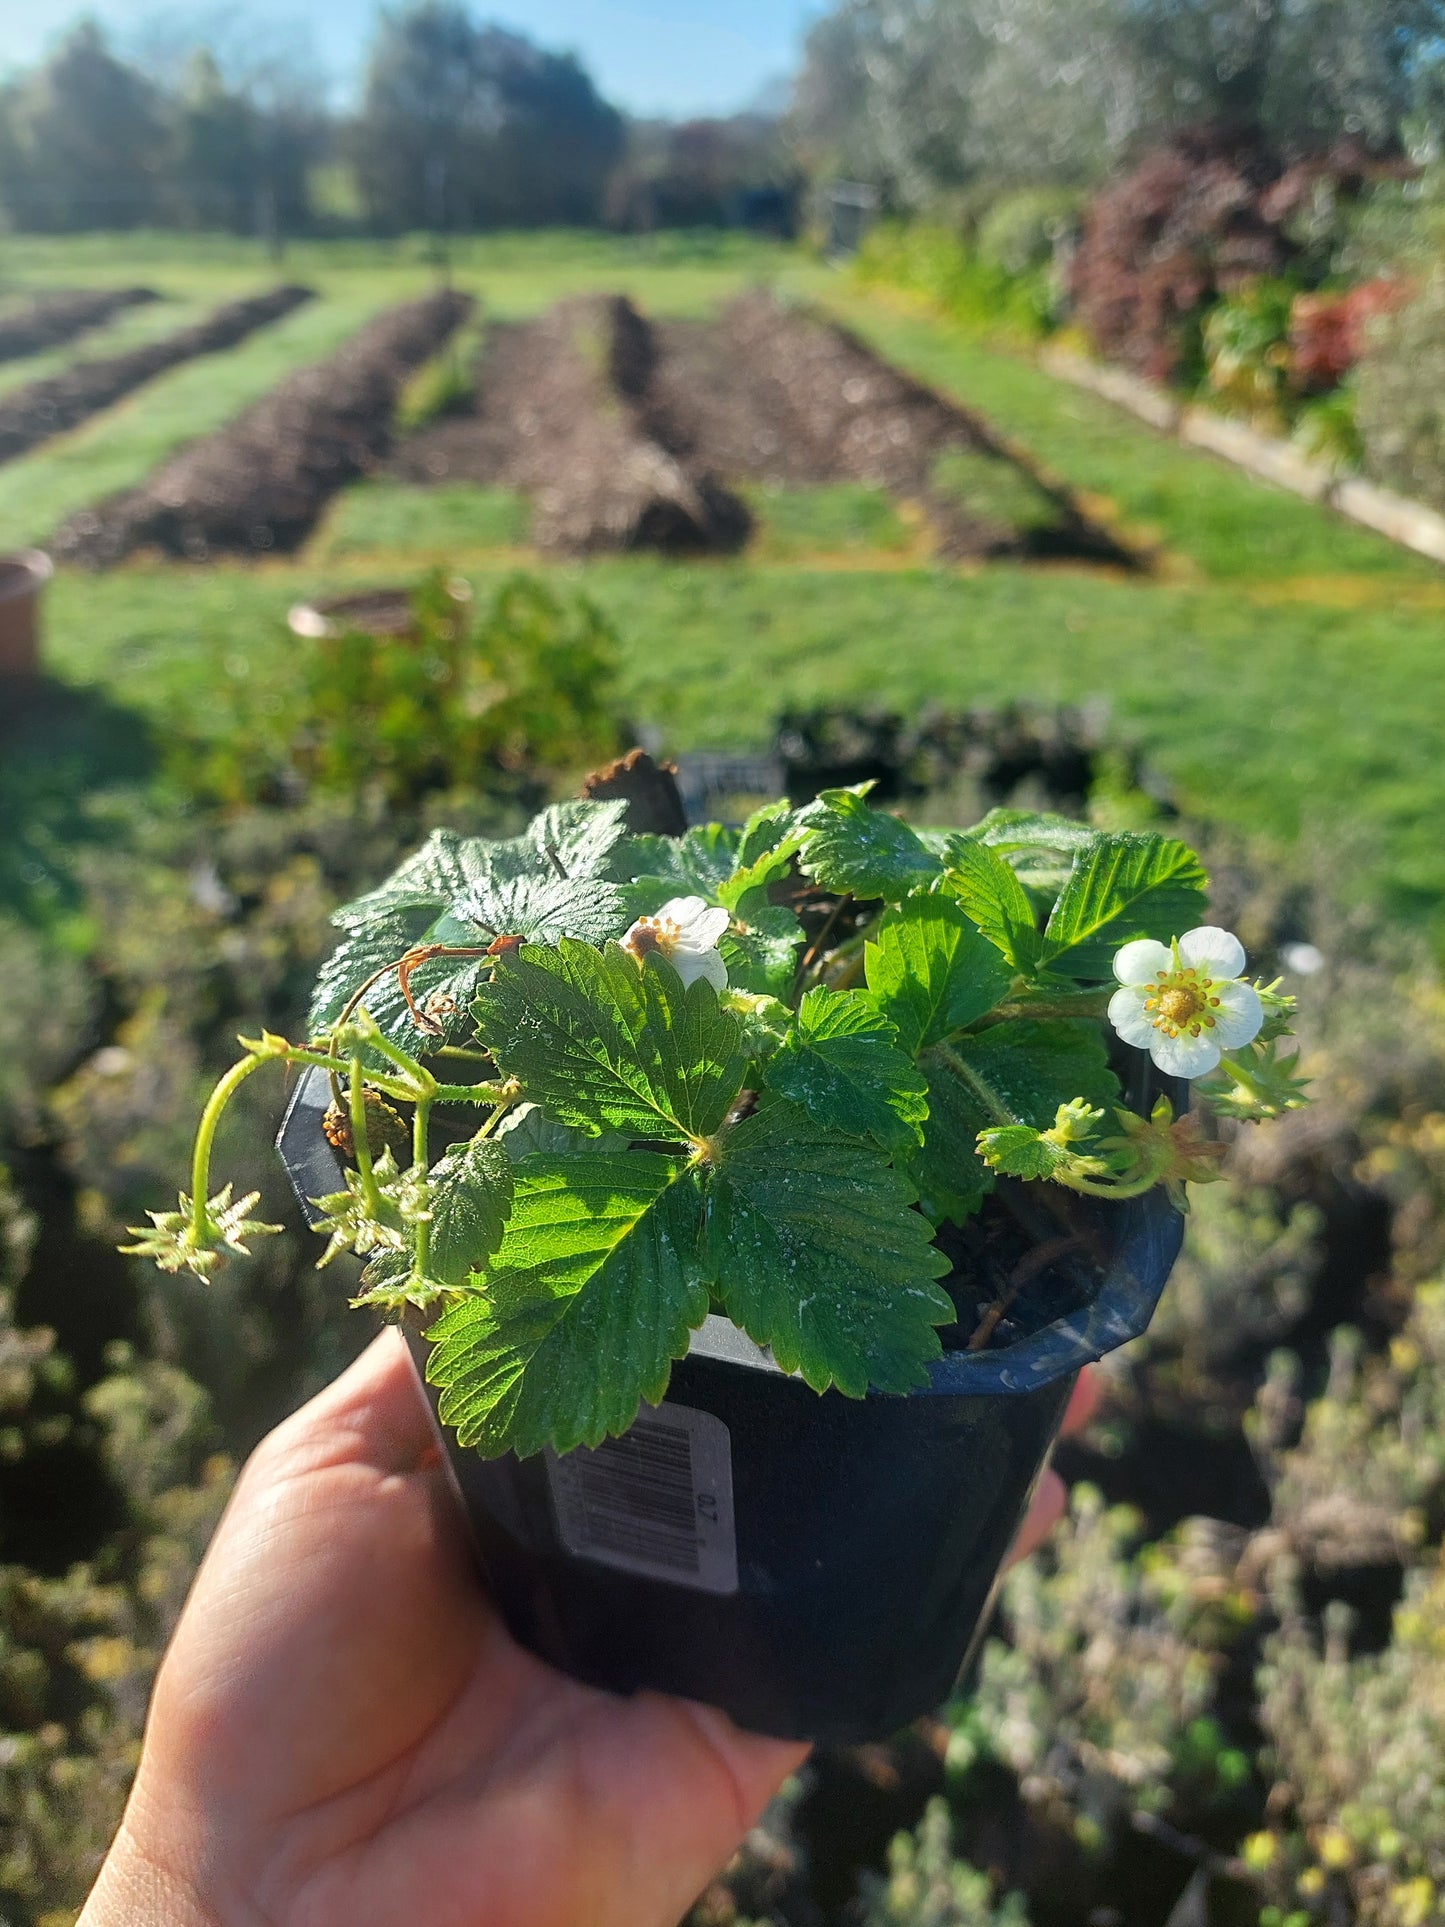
[412,1096,433,1281]
[1053,1168,1163,1200]
[934,1043,1022,1128]
[432,1081,513,1106]
[187,1053,270,1246]
[973,990,1112,1028]
[348,1053,384,1219]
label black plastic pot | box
[278,1066,1184,1744]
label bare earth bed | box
[0,285,156,362]
[394,289,1128,563]
[0,285,313,467]
[55,289,471,565]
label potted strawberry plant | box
[127,785,1307,1741]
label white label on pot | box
[545,1403,738,1595]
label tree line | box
[793,0,1445,209]
[0,4,797,237]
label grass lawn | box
[0,293,218,398]
[9,233,1445,949]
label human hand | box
[81,1330,1095,1927]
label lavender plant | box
[125,790,1306,1459]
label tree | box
[354,5,624,233]
[1,23,169,230]
[171,51,259,231]
[791,0,1445,208]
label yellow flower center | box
[1143,967,1223,1038]
[623,916,679,963]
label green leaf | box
[865,897,1013,1055]
[942,835,1043,973]
[705,1095,952,1397]
[950,1019,1119,1127]
[494,1102,625,1161]
[624,824,740,908]
[426,1134,514,1286]
[426,1152,707,1457]
[525,799,632,881]
[796,787,941,900]
[1041,833,1208,980]
[961,808,1099,900]
[967,808,1099,855]
[910,1058,995,1227]
[719,925,800,999]
[313,821,634,1054]
[912,1020,1120,1227]
[973,1123,1064,1180]
[474,939,747,1141]
[765,988,927,1152]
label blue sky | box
[3,0,823,115]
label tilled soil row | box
[395,290,1126,563]
[392,294,749,554]
[0,284,314,468]
[641,291,1126,562]
[0,286,157,362]
[55,289,472,566]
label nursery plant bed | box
[392,294,750,555]
[0,285,313,467]
[54,289,471,566]
[639,292,1128,563]
[391,290,1125,564]
[0,286,156,362]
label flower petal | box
[1209,978,1263,1050]
[690,905,733,948]
[1177,925,1245,981]
[1113,937,1173,986]
[1149,1028,1222,1078]
[658,895,722,938]
[1108,984,1158,1048]
[674,947,728,992]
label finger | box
[1060,1365,1101,1437]
[1005,1467,1066,1569]
[255,1325,440,1482]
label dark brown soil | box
[392,293,749,554]
[0,285,314,467]
[0,286,156,362]
[54,289,471,566]
[643,291,1126,561]
[395,289,1125,563]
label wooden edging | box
[1039,345,1445,568]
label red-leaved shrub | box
[1289,278,1411,393]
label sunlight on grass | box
[308,482,531,560]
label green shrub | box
[1293,387,1363,473]
[1356,267,1445,511]
[967,1490,1256,1832]
[1257,1568,1445,1925]
[854,222,1055,343]
[860,1800,1030,1927]
[976,189,1084,280]
[184,569,625,811]
[1201,279,1296,425]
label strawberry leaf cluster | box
[130,787,1301,1462]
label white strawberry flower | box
[621,895,730,991]
[1108,926,1263,1078]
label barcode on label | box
[545,1403,738,1595]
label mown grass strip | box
[0,296,216,399]
[308,481,530,560]
[44,547,1445,948]
[821,289,1441,587]
[0,290,416,549]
